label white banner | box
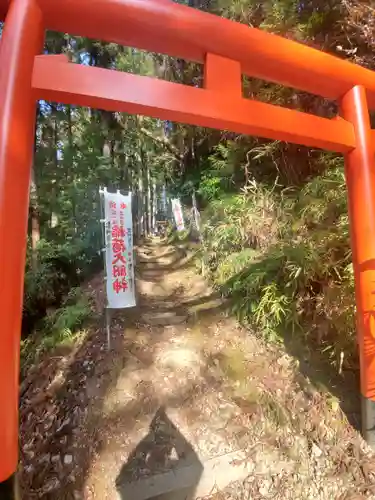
[103,189,136,309]
[171,198,185,231]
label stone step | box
[141,311,187,326]
[117,449,253,500]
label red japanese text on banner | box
[103,190,135,309]
[171,198,185,232]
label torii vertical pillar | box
[0,0,43,496]
[341,85,375,445]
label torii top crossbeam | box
[2,0,375,106]
[1,0,375,496]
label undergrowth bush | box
[42,287,91,348]
[21,287,92,368]
[23,237,100,335]
[201,165,357,371]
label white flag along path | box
[103,189,136,309]
[171,198,185,232]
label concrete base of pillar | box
[361,395,375,449]
[0,473,20,500]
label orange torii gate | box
[1,0,375,494]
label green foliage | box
[23,238,99,335]
[198,174,223,201]
[168,228,190,243]
[43,288,91,348]
[201,164,356,369]
[215,248,259,284]
[21,287,91,368]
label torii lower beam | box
[32,55,356,154]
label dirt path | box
[20,241,375,499]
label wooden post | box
[0,0,43,489]
[341,85,375,447]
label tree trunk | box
[30,106,40,270]
[147,163,152,235]
[137,161,143,239]
[67,105,77,232]
[139,146,149,235]
[152,180,157,234]
[29,166,40,270]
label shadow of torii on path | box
[116,406,203,500]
